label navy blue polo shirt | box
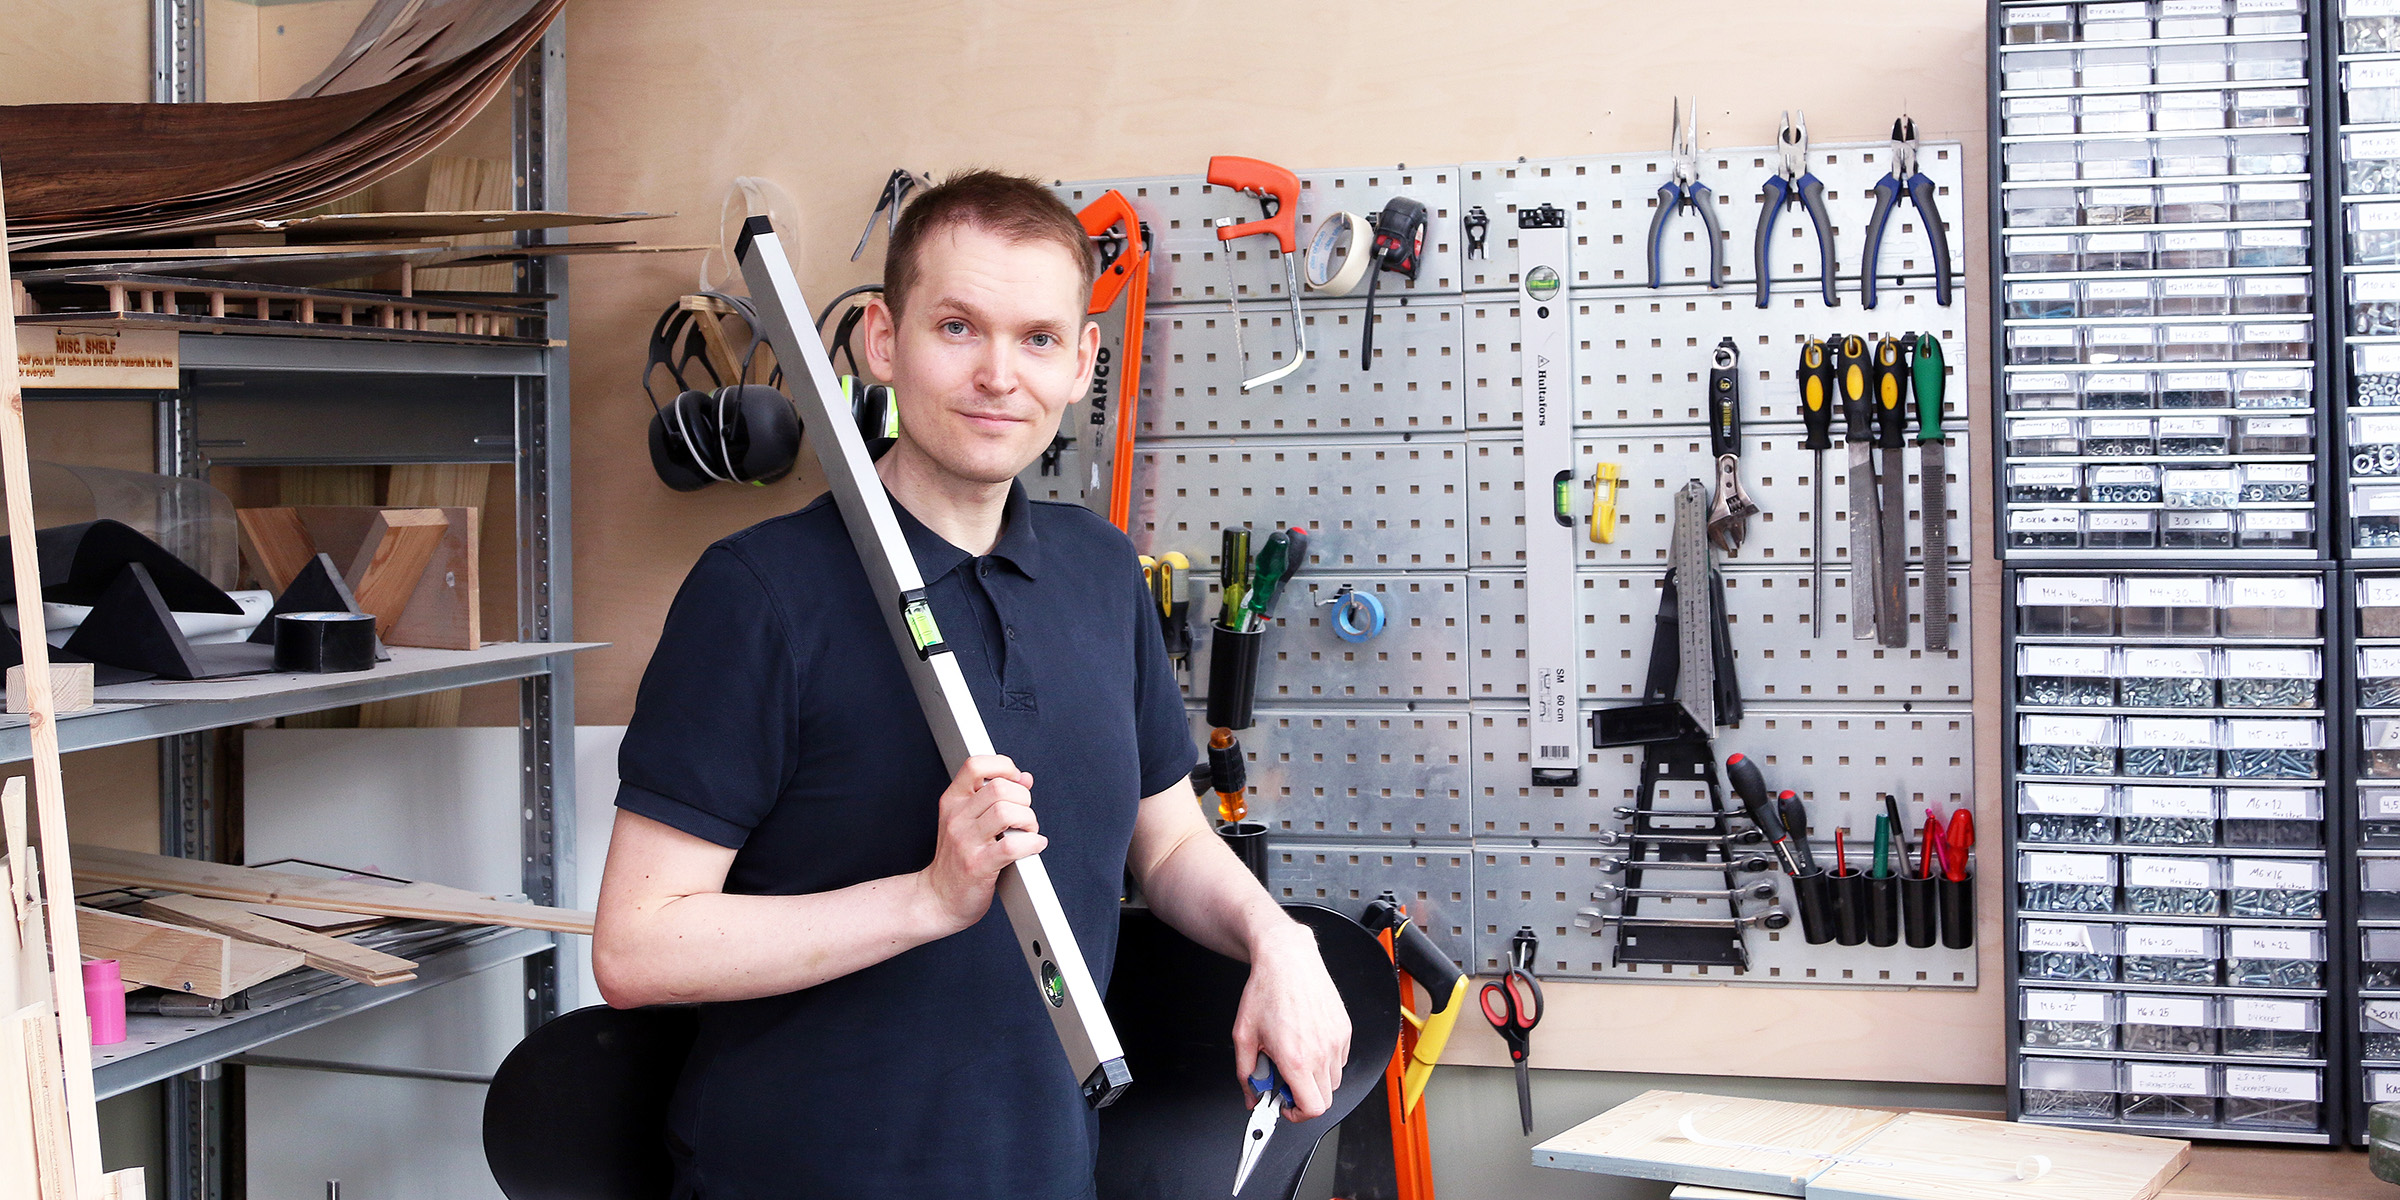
[615,481,1196,1200]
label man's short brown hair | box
[882,169,1096,316]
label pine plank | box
[74,908,302,999]
[140,895,414,986]
[21,1008,69,1200]
[342,508,447,636]
[0,1007,39,1200]
[70,845,593,935]
[235,507,317,592]
[233,902,383,936]
[1809,1112,2187,1200]
[1534,1090,1896,1196]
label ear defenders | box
[642,293,803,491]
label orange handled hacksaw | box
[1206,155,1307,393]
[1076,191,1149,533]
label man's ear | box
[862,295,898,383]
[1075,317,1102,396]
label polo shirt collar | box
[889,478,1043,582]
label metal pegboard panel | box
[1126,439,1467,568]
[1180,574,1469,707]
[1464,706,1975,847]
[1461,427,1975,571]
[1462,285,1968,431]
[1464,566,1971,703]
[1132,302,1466,438]
[1469,843,1976,986]
[1188,708,1471,842]
[1054,165,1464,310]
[1266,841,1474,967]
[1455,139,1965,295]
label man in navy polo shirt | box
[593,170,1351,1199]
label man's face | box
[866,224,1098,486]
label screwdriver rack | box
[1045,131,1974,990]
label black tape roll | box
[1204,622,1266,730]
[1790,868,1835,945]
[1830,868,1867,947]
[273,611,377,674]
[1901,873,1940,948]
[1939,868,1976,950]
[1866,873,1901,948]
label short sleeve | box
[615,544,800,847]
[1129,562,1199,798]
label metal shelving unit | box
[5,19,580,1198]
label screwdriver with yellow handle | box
[1797,337,1835,638]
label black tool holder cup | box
[1204,621,1266,731]
[1901,873,1940,948]
[1865,873,1901,948]
[1829,869,1868,947]
[1216,821,1270,885]
[1938,865,1976,950]
[1790,869,1835,945]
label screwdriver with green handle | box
[1913,333,1949,652]
[1236,525,1310,632]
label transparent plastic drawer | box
[2360,344,2400,407]
[2006,187,2081,229]
[2358,205,2400,268]
[2363,645,2400,708]
[2237,510,2313,551]
[2234,274,2309,316]
[2156,0,2231,37]
[2009,372,2082,411]
[2159,277,2231,317]
[2157,136,2229,177]
[2020,782,2117,844]
[2220,785,2322,847]
[2012,508,2085,550]
[2091,138,2164,180]
[2157,229,2228,270]
[2232,228,2307,269]
[2218,996,2321,1060]
[2088,324,2160,364]
[2228,0,2303,35]
[2003,49,2079,90]
[2084,45,2157,88]
[2162,467,2236,508]
[2021,714,2120,778]
[2357,485,2400,549]
[2081,92,2152,135]
[2086,371,2155,409]
[2359,273,2400,340]
[2008,325,2080,366]
[2002,4,2076,44]
[2229,38,2305,81]
[2157,322,2232,363]
[2080,0,2153,40]
[2347,0,2400,53]
[2005,140,2081,184]
[2123,575,2217,636]
[2085,185,2158,225]
[2019,575,2116,635]
[2090,463,2163,503]
[2020,850,2120,913]
[2161,509,2234,550]
[2020,1057,2118,1120]
[2159,41,2230,84]
[2121,1059,2219,1127]
[2219,716,2322,778]
[2231,132,2307,176]
[2122,922,2222,984]
[2225,856,2324,919]
[2021,919,2121,984]
[2233,367,2309,410]
[2352,62,2400,125]
[2157,370,2224,408]
[2005,96,2077,138]
[2237,322,2310,362]
[2353,414,2400,474]
[2347,130,2400,198]
[2220,576,2320,638]
[2220,1066,2322,1131]
[2220,649,2319,710]
[2005,234,2077,273]
[2120,719,2222,781]
[2232,181,2307,222]
[2010,463,2085,504]
[2119,784,2217,845]
[2082,231,2155,270]
[2235,463,2311,504]
[2123,995,2221,1058]
[2154,89,2224,132]
[2091,509,2163,550]
[2007,281,2076,321]
[2083,278,2155,319]
[2156,183,2226,223]
[2083,415,2156,455]
[2230,88,2306,129]
[2022,988,2116,1049]
[2361,856,2400,918]
[2157,417,2230,457]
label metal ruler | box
[1671,480,1714,732]
[1519,206,1579,787]
[736,217,1131,1108]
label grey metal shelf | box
[0,642,601,763]
[91,926,549,1100]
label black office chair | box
[483,903,1401,1200]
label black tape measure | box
[1360,197,1431,371]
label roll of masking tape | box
[1331,588,1385,643]
[1305,211,1372,297]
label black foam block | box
[0,519,241,614]
[62,563,271,680]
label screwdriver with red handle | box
[1725,754,1807,877]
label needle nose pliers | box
[1862,115,1955,309]
[1754,111,1836,308]
[1647,97,1723,290]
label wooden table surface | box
[2161,1144,2388,1200]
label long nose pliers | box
[1753,111,1836,308]
[1862,115,1954,309]
[1647,97,1723,290]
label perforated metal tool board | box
[1052,137,1975,989]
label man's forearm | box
[595,872,952,1006]
[1137,825,1308,963]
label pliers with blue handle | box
[1232,1053,1295,1195]
[1862,115,1954,309]
[1646,97,1723,290]
[1753,111,1837,309]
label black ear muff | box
[649,389,720,492]
[842,376,899,461]
[715,384,802,485]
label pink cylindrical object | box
[82,959,125,1045]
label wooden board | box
[73,907,302,999]
[342,509,447,637]
[1534,1090,1896,1196]
[80,209,668,247]
[234,903,383,937]
[11,326,178,390]
[287,506,480,650]
[235,508,318,594]
[139,895,414,986]
[70,845,592,935]
[2164,1144,2392,1200]
[5,666,92,717]
[1810,1113,2187,1200]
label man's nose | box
[976,338,1019,394]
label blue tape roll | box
[1331,589,1385,643]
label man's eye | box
[1028,333,1057,348]
[941,320,969,336]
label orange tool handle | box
[1206,156,1300,253]
[1078,190,1146,316]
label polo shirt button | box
[1006,625,1017,639]
[977,562,990,578]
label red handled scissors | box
[1479,926,1545,1135]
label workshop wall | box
[555,0,2008,1086]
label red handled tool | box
[1945,809,1974,882]
[1725,754,1806,877]
[1479,927,1544,1136]
[1207,156,1307,392]
[1075,191,1150,532]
